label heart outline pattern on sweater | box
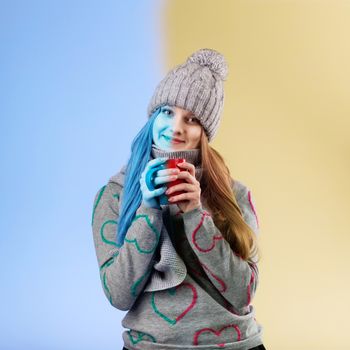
[124,214,160,254]
[193,323,242,346]
[192,212,223,252]
[100,219,119,247]
[151,282,198,325]
[127,330,157,344]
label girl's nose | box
[170,115,185,133]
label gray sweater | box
[91,148,263,350]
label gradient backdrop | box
[1,1,349,349]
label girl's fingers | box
[177,161,195,176]
[141,158,167,179]
[154,174,178,186]
[176,170,197,184]
[168,192,195,202]
[152,186,167,197]
[145,186,166,199]
[166,183,196,194]
[156,168,180,177]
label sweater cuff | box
[180,204,204,220]
[136,201,163,216]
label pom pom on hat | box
[187,48,228,81]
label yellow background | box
[160,1,350,348]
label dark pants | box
[123,344,266,350]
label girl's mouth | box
[163,135,185,144]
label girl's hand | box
[165,161,202,213]
[140,158,180,209]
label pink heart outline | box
[192,212,223,252]
[193,323,242,346]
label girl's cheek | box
[160,115,174,127]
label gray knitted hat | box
[147,48,228,142]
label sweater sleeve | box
[91,181,164,311]
[180,185,260,310]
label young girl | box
[91,48,266,350]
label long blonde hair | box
[199,131,260,263]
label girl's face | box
[152,105,202,151]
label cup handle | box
[145,165,162,191]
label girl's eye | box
[188,117,199,123]
[161,107,173,116]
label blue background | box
[1,1,164,349]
